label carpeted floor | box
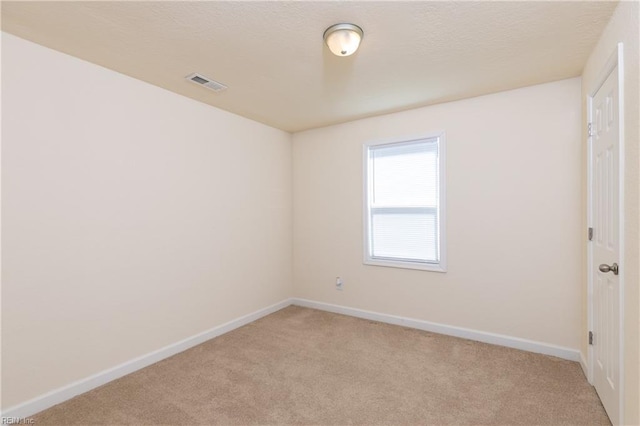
[32,306,610,425]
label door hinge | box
[588,122,594,137]
[588,227,593,241]
[589,331,593,345]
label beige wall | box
[581,1,640,424]
[293,78,582,349]
[1,33,293,409]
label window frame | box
[362,132,447,272]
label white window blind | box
[364,135,445,271]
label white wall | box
[581,1,640,423]
[1,33,292,409]
[293,78,582,349]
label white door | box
[590,66,621,425]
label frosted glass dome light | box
[323,23,363,57]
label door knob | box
[599,263,619,275]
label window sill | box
[363,258,447,273]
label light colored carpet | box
[33,306,610,425]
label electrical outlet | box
[336,277,343,291]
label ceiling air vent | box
[185,72,228,92]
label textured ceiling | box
[2,1,618,132]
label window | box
[363,134,445,272]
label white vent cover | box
[185,72,228,92]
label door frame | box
[586,42,625,425]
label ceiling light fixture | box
[323,23,363,57]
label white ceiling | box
[2,1,617,132]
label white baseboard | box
[3,296,583,419]
[292,298,581,362]
[1,298,293,419]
